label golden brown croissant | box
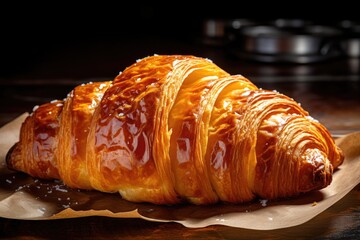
[6,54,344,205]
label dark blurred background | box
[1,3,359,81]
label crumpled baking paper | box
[0,113,359,230]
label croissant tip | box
[5,143,18,171]
[299,150,334,193]
[313,162,333,189]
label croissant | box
[6,54,344,205]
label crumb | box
[312,201,317,206]
[259,199,268,207]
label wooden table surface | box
[0,36,359,239]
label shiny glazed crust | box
[6,55,344,205]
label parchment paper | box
[0,113,359,230]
